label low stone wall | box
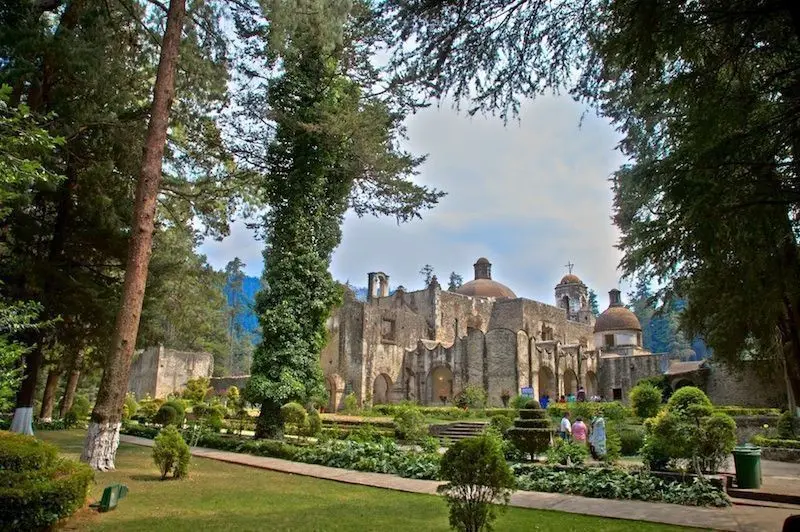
[761,447,800,463]
[732,415,779,444]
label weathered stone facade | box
[322,258,664,410]
[127,346,214,399]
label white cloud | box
[200,94,630,308]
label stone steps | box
[434,422,488,444]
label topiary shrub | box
[281,401,308,428]
[0,432,93,530]
[454,384,488,409]
[437,432,516,532]
[182,377,212,404]
[153,425,190,480]
[507,405,552,460]
[154,404,179,426]
[307,407,322,436]
[135,396,163,422]
[523,399,540,410]
[393,404,429,443]
[629,382,662,419]
[667,386,713,418]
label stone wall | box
[598,352,665,402]
[127,346,214,399]
[485,329,518,406]
[705,362,787,408]
[210,375,250,396]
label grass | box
[41,430,701,532]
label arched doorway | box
[673,379,693,391]
[326,374,344,412]
[372,374,392,405]
[429,365,454,405]
[538,366,555,399]
[563,369,578,396]
[585,371,598,398]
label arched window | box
[561,295,570,311]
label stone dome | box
[594,289,642,332]
[455,257,517,299]
[559,273,582,284]
[455,279,517,299]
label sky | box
[199,94,630,308]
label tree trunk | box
[39,367,62,421]
[10,348,43,435]
[255,399,283,439]
[59,352,83,418]
[81,0,185,471]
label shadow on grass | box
[129,474,165,482]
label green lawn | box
[41,430,701,532]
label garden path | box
[120,435,796,531]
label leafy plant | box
[393,404,429,443]
[454,385,488,409]
[667,387,712,418]
[629,382,662,419]
[135,396,163,422]
[777,411,797,440]
[307,407,322,436]
[546,439,588,466]
[342,393,358,414]
[153,426,190,480]
[154,404,179,427]
[281,402,308,427]
[488,414,514,435]
[122,393,139,421]
[68,394,91,421]
[509,395,528,410]
[182,377,212,404]
[618,426,645,456]
[438,433,516,532]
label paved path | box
[121,435,797,531]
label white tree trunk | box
[81,421,121,471]
[10,407,34,435]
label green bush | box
[619,426,645,456]
[523,399,540,410]
[191,402,226,432]
[307,407,322,436]
[509,395,529,410]
[454,384,488,409]
[777,411,796,439]
[182,377,212,404]
[604,423,622,463]
[438,432,516,532]
[629,383,662,419]
[695,413,737,473]
[68,394,91,420]
[165,399,187,420]
[667,386,712,418]
[122,393,139,421]
[153,425,190,479]
[154,404,179,426]
[63,410,79,428]
[0,432,94,530]
[489,414,514,435]
[342,393,358,414]
[751,436,800,449]
[636,375,673,402]
[280,401,308,428]
[714,406,781,416]
[135,396,163,422]
[546,439,588,466]
[507,407,552,459]
[393,404,429,443]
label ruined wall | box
[597,353,664,401]
[128,347,160,399]
[127,346,214,399]
[518,299,594,347]
[438,290,495,342]
[705,362,787,408]
[210,375,250,396]
[485,329,519,406]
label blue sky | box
[200,94,630,308]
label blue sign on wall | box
[520,386,534,398]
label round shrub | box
[0,432,93,530]
[454,384,488,409]
[667,386,712,418]
[163,399,187,422]
[619,426,645,456]
[307,407,322,436]
[154,404,179,426]
[63,410,79,428]
[135,397,162,422]
[68,394,91,420]
[438,432,515,532]
[393,404,429,442]
[281,402,308,426]
[524,399,541,410]
[153,425,190,479]
[629,382,662,419]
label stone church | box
[321,258,665,410]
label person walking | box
[559,412,572,441]
[572,417,588,444]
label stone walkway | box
[121,435,798,531]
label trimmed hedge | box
[751,436,800,450]
[370,405,515,420]
[715,406,781,417]
[0,432,94,530]
[547,402,633,422]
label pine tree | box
[447,272,463,292]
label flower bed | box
[513,464,730,507]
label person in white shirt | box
[559,413,572,441]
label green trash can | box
[732,444,762,489]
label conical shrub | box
[507,400,552,459]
